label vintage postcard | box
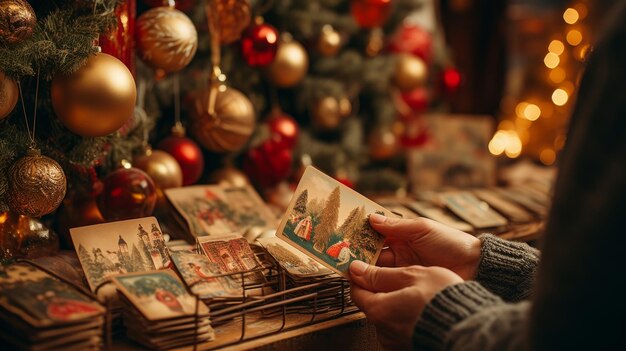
[70,217,171,291]
[406,201,474,232]
[439,191,508,229]
[257,237,334,278]
[165,185,276,237]
[170,251,243,298]
[473,189,535,223]
[276,166,391,277]
[113,269,209,321]
[408,114,495,191]
[197,234,265,286]
[0,263,104,327]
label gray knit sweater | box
[413,234,539,351]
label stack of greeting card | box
[112,270,214,350]
[0,263,105,351]
[71,217,173,332]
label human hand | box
[371,214,480,280]
[350,260,463,350]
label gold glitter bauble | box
[190,86,256,153]
[311,96,341,130]
[133,149,183,190]
[215,0,251,44]
[393,54,428,91]
[317,25,342,57]
[0,0,36,44]
[136,7,198,72]
[267,39,309,88]
[7,150,67,218]
[51,53,136,137]
[0,72,18,119]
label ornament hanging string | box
[174,73,182,128]
[16,68,40,147]
[204,0,222,118]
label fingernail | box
[370,213,386,224]
[350,260,369,276]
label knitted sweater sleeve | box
[475,234,540,302]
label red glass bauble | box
[267,113,299,150]
[387,24,432,63]
[143,0,194,11]
[351,0,392,29]
[156,135,204,185]
[100,0,136,75]
[241,23,279,67]
[441,67,462,94]
[96,167,157,221]
[243,139,293,187]
[400,87,430,114]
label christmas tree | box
[0,0,449,255]
[313,186,340,252]
[293,189,308,215]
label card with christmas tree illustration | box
[112,269,209,321]
[165,184,277,238]
[70,217,171,292]
[276,166,393,278]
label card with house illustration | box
[257,236,334,278]
[170,251,243,298]
[112,269,209,321]
[165,185,277,237]
[70,217,171,292]
[0,263,105,328]
[197,234,265,286]
[276,166,392,277]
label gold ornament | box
[0,72,18,119]
[369,127,400,160]
[6,149,67,218]
[267,38,309,88]
[133,149,183,190]
[190,86,256,152]
[215,0,251,44]
[51,53,136,137]
[0,212,59,260]
[136,6,198,72]
[208,166,250,187]
[393,54,428,91]
[311,96,341,130]
[338,96,352,118]
[0,0,36,44]
[317,25,342,57]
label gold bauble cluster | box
[311,96,352,130]
[51,53,136,137]
[136,6,198,73]
[6,149,67,218]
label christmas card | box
[276,166,392,278]
[197,234,265,286]
[438,191,508,229]
[70,217,171,292]
[165,185,276,238]
[257,236,333,279]
[170,251,243,299]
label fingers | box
[376,248,395,267]
[350,282,379,313]
[350,260,417,293]
[369,214,434,241]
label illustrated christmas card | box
[170,251,243,298]
[70,217,171,292]
[276,166,392,278]
[257,236,334,278]
[197,234,265,286]
[165,185,277,237]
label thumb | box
[349,260,415,293]
[369,213,433,241]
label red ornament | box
[387,24,433,63]
[441,67,462,94]
[243,139,293,187]
[143,0,195,11]
[351,0,392,29]
[100,0,136,75]
[96,167,157,221]
[401,119,430,147]
[267,113,299,150]
[335,176,354,189]
[400,87,430,114]
[156,135,205,185]
[241,23,279,67]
